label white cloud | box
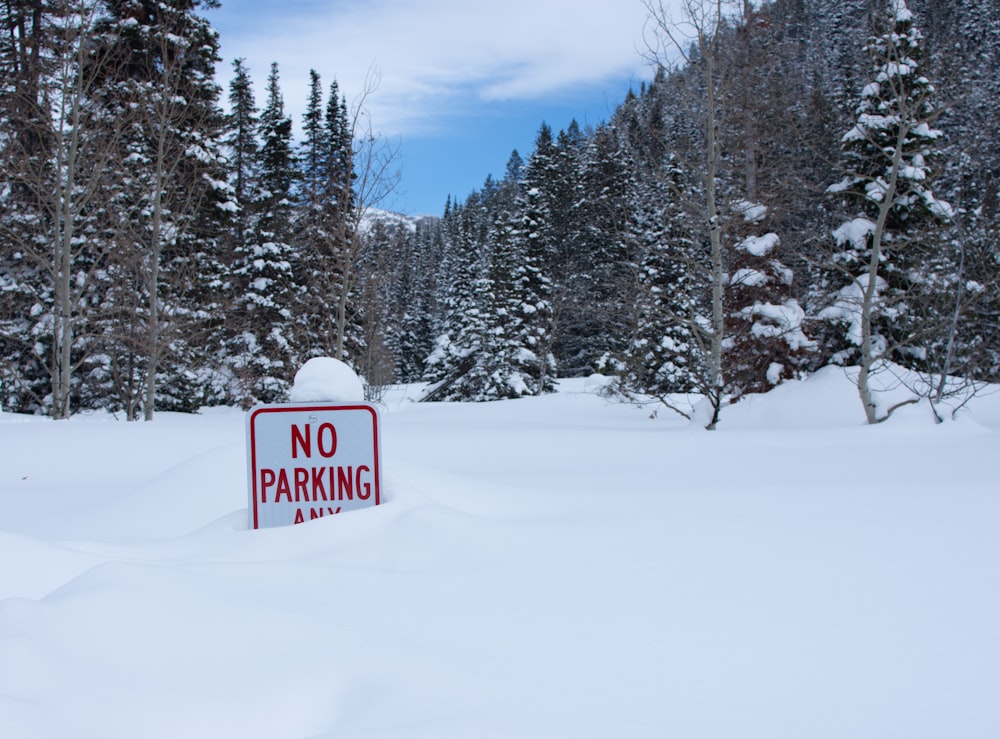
[213,0,654,136]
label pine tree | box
[221,58,297,405]
[324,79,362,363]
[620,155,704,402]
[422,194,491,399]
[574,123,636,370]
[458,171,557,401]
[257,62,297,247]
[921,0,1000,385]
[293,72,360,364]
[225,58,259,258]
[240,61,301,401]
[392,218,441,383]
[510,179,557,394]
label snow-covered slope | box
[1,371,998,738]
[358,207,436,235]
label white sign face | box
[246,403,382,529]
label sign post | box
[246,403,382,529]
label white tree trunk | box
[857,125,907,424]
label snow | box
[924,190,955,220]
[826,175,859,194]
[2,372,999,739]
[912,121,943,139]
[742,300,815,351]
[358,208,426,235]
[734,199,768,223]
[736,232,779,257]
[833,217,876,250]
[892,0,914,23]
[731,267,769,287]
[818,272,887,349]
[287,357,365,402]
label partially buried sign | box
[246,403,382,529]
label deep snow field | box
[1,367,999,739]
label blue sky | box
[206,0,659,216]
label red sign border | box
[247,403,382,529]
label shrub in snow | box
[726,208,815,400]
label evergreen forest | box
[2,0,998,424]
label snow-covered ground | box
[2,368,999,738]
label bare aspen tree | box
[0,1,126,418]
[92,2,230,421]
[823,0,952,424]
[642,0,741,429]
[331,68,400,364]
[296,66,398,378]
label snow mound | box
[288,357,364,403]
[583,373,616,392]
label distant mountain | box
[359,207,438,235]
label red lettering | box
[260,468,276,503]
[311,467,328,500]
[317,423,337,458]
[337,467,353,500]
[291,424,310,458]
[274,469,292,502]
[294,468,309,501]
[263,465,376,508]
[309,506,342,520]
[356,465,371,500]
[293,508,305,524]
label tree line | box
[0,0,377,418]
[380,0,1000,425]
[1,0,998,425]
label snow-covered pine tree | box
[323,80,363,364]
[919,0,1000,386]
[225,58,259,257]
[422,192,492,399]
[257,62,298,253]
[293,72,360,365]
[392,217,442,383]
[450,167,557,402]
[576,123,638,370]
[821,0,953,423]
[454,205,522,401]
[221,59,298,406]
[517,120,620,376]
[292,69,332,359]
[509,181,557,395]
[619,152,703,404]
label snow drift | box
[1,369,998,738]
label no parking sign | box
[246,403,382,529]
